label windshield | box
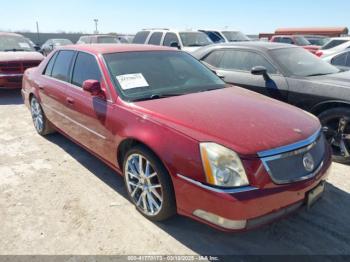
[321,39,349,50]
[222,31,250,42]
[270,47,340,77]
[53,39,73,46]
[294,36,311,46]
[179,32,213,47]
[307,38,329,46]
[0,35,35,51]
[104,51,225,101]
[98,37,120,44]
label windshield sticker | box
[116,73,149,90]
[18,42,30,48]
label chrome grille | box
[259,130,326,184]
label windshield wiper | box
[4,48,26,52]
[131,93,187,102]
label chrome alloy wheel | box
[125,154,163,216]
[31,98,44,133]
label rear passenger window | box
[133,31,150,44]
[72,52,102,87]
[51,50,75,82]
[332,53,348,66]
[202,51,224,68]
[163,33,180,46]
[148,32,163,45]
[44,52,58,76]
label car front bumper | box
[173,153,332,232]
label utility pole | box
[93,19,99,34]
[36,21,40,44]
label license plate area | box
[307,181,325,209]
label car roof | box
[59,44,175,55]
[192,41,297,58]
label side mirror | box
[34,45,41,51]
[170,41,181,49]
[251,66,267,76]
[251,66,270,81]
[82,80,106,99]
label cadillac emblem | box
[303,152,315,172]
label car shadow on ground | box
[0,89,23,105]
[46,133,350,256]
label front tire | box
[30,97,55,136]
[123,145,176,221]
[319,107,350,164]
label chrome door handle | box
[66,97,75,105]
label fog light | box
[193,209,247,230]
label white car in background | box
[132,29,213,53]
[199,29,251,43]
[316,37,350,57]
[323,49,350,71]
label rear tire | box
[30,96,55,136]
[123,145,176,222]
[318,107,350,164]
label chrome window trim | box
[177,174,258,194]
[257,128,322,158]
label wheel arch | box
[311,100,350,116]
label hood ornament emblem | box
[303,152,315,172]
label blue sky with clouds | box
[1,0,349,34]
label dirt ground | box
[0,89,349,256]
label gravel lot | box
[0,89,350,256]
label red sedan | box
[22,44,331,231]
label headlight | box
[200,143,249,188]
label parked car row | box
[1,27,349,231]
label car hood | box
[308,70,350,88]
[131,87,320,156]
[0,51,44,62]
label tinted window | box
[133,31,150,44]
[51,50,75,82]
[221,31,250,42]
[163,33,180,46]
[97,36,119,44]
[148,32,163,45]
[203,31,224,43]
[179,32,212,47]
[44,52,58,76]
[278,37,293,44]
[202,50,224,67]
[347,52,350,67]
[219,50,277,73]
[72,52,102,87]
[322,40,348,50]
[332,53,348,66]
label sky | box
[1,0,349,34]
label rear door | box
[63,51,116,163]
[38,50,76,128]
[203,49,289,101]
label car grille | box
[260,131,326,184]
[0,61,41,74]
